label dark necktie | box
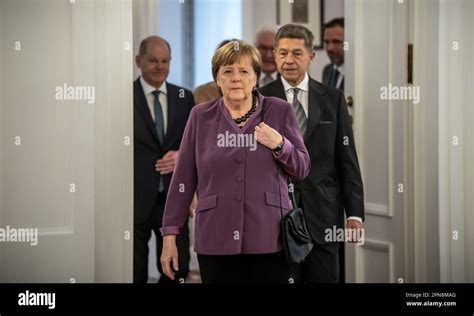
[329,67,340,88]
[152,90,165,145]
[152,90,165,192]
[292,88,307,136]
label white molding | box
[350,0,365,179]
[386,0,404,224]
[365,202,391,218]
[410,0,427,283]
[120,0,135,283]
[438,0,450,282]
[387,0,395,228]
[403,0,416,285]
[389,0,410,285]
[38,228,74,237]
[343,0,364,284]
[438,0,472,283]
[355,239,394,283]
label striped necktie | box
[292,88,307,136]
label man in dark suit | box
[134,36,194,283]
[259,24,364,283]
[322,18,345,90]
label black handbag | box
[278,174,314,264]
[260,100,313,264]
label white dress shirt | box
[281,72,310,117]
[140,76,168,134]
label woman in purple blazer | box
[160,40,310,283]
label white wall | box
[133,0,158,80]
[438,0,474,282]
[392,0,474,283]
[242,0,277,43]
[93,0,134,283]
[412,0,441,282]
[0,0,133,282]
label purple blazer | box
[160,92,310,255]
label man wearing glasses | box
[254,24,280,88]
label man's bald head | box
[136,36,172,89]
[138,36,171,57]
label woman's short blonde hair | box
[211,40,262,83]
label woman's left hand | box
[254,122,283,150]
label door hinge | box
[407,44,413,84]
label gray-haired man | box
[259,24,364,283]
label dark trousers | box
[197,251,297,283]
[299,242,340,283]
[339,241,345,283]
[294,192,341,283]
[134,192,190,284]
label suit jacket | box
[160,93,310,255]
[259,77,364,244]
[323,63,344,91]
[134,78,195,224]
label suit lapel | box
[273,78,288,101]
[305,78,323,143]
[134,79,161,146]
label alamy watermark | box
[0,225,38,246]
[18,290,55,310]
[380,84,420,104]
[55,83,95,104]
[217,131,257,151]
[324,225,365,245]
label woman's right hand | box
[160,235,179,280]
